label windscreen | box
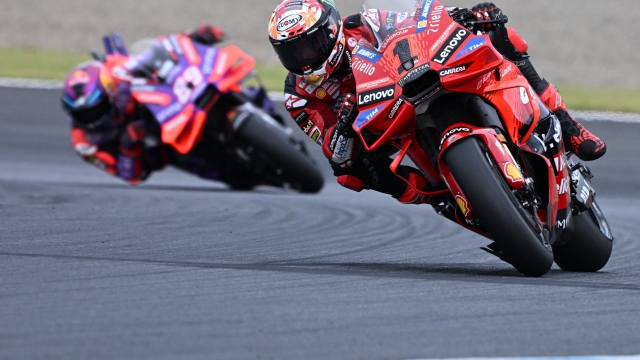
[363,0,418,13]
[362,0,424,50]
[130,42,177,80]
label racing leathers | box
[283,5,606,203]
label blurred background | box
[1,0,639,111]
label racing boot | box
[394,170,430,205]
[539,83,607,161]
[337,165,430,205]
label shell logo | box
[456,195,470,216]
[504,163,524,183]
[316,88,327,99]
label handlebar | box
[463,15,509,29]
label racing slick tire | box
[444,137,554,277]
[553,201,613,272]
[235,111,324,193]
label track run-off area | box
[1,86,639,359]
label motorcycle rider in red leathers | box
[268,0,606,204]
[63,26,277,187]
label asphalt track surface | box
[1,87,640,359]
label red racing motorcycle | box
[350,0,613,276]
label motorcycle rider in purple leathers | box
[268,0,606,204]
[63,26,279,188]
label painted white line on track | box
[2,78,638,123]
[0,77,63,90]
[406,356,640,360]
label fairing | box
[349,0,573,240]
[130,35,255,154]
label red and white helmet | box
[269,0,346,86]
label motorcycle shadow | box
[274,262,632,289]
[71,182,300,195]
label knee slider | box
[507,28,529,54]
[337,175,365,192]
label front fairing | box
[130,34,256,154]
[352,0,503,149]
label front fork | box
[436,119,589,246]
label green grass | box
[556,85,640,114]
[255,64,288,92]
[2,47,639,113]
[0,47,91,80]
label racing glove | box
[118,120,146,183]
[471,2,503,30]
[323,94,359,171]
[189,25,225,45]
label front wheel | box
[444,137,554,277]
[234,109,324,193]
[553,201,613,272]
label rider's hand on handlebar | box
[333,93,358,137]
[323,93,359,171]
[471,2,503,30]
[190,25,226,45]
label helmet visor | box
[68,95,112,130]
[272,11,340,75]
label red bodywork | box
[352,1,570,237]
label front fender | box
[438,124,527,220]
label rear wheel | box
[444,137,554,277]
[553,201,613,272]
[235,111,324,193]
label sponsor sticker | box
[293,110,310,125]
[453,37,486,60]
[277,14,303,32]
[432,29,470,65]
[557,177,570,195]
[379,28,410,51]
[430,22,457,53]
[476,72,492,90]
[326,82,341,97]
[352,59,376,76]
[387,98,404,119]
[355,106,383,128]
[357,77,391,91]
[310,128,322,144]
[301,119,315,134]
[504,162,525,183]
[329,42,344,67]
[417,0,435,22]
[426,5,444,35]
[520,87,530,105]
[355,47,382,63]
[397,63,430,87]
[439,62,472,77]
[415,0,435,33]
[357,85,395,106]
[440,127,471,149]
[456,195,471,216]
